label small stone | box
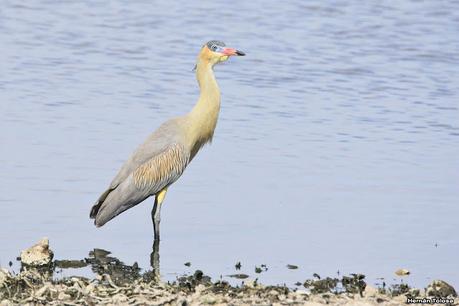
[20,238,54,267]
[195,284,206,294]
[394,269,410,276]
[112,293,128,303]
[18,269,44,284]
[0,269,11,287]
[35,283,51,297]
[202,294,216,304]
[244,279,260,289]
[426,280,457,297]
[57,292,71,300]
[0,300,13,306]
[295,289,309,296]
[364,285,378,296]
[193,270,204,280]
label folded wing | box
[90,119,190,227]
[92,142,189,227]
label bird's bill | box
[222,47,245,56]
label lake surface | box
[1,0,458,288]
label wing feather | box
[133,143,189,191]
[108,119,184,189]
[90,117,191,223]
[92,142,189,227]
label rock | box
[244,279,261,289]
[426,280,457,298]
[112,293,128,303]
[201,293,217,304]
[57,292,71,300]
[364,285,378,297]
[194,284,206,294]
[0,269,11,287]
[20,238,54,267]
[18,269,44,284]
[295,289,309,296]
[84,283,96,294]
[394,269,410,276]
[34,284,50,298]
[0,300,13,306]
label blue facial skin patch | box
[210,45,225,53]
[206,40,226,53]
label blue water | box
[1,0,458,288]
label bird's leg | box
[152,188,168,241]
[151,200,160,240]
[150,237,160,281]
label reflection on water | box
[51,231,163,284]
[150,239,160,282]
[85,248,144,284]
[1,0,458,288]
[49,240,210,286]
[55,242,160,285]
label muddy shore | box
[1,267,457,306]
[0,239,456,305]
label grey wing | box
[110,119,185,190]
[88,134,167,220]
[92,142,190,227]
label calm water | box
[1,0,458,288]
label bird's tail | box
[91,176,150,227]
[90,188,114,220]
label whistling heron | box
[90,40,245,240]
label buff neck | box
[186,59,221,158]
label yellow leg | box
[152,187,168,240]
[156,188,168,205]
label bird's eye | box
[211,45,218,51]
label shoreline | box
[1,266,457,305]
[0,239,456,305]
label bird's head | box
[197,40,245,68]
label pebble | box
[0,300,13,306]
[244,279,260,289]
[295,289,309,296]
[20,238,54,267]
[202,294,217,304]
[57,292,71,300]
[364,285,378,296]
[0,269,11,287]
[394,269,410,276]
[426,280,457,297]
